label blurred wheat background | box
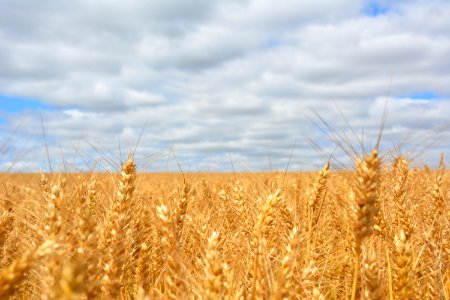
[0,151,448,299]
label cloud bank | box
[1,0,449,171]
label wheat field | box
[0,152,449,299]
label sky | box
[1,0,450,172]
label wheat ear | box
[250,188,282,300]
[394,228,415,299]
[204,231,224,300]
[101,155,137,298]
[362,248,383,300]
[275,226,299,300]
[351,149,381,300]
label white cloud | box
[1,0,450,171]
[123,89,165,106]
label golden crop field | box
[0,152,448,299]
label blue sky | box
[1,0,449,172]
[406,91,442,100]
[0,96,50,125]
[0,96,49,112]
[362,1,390,16]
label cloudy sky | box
[1,0,450,172]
